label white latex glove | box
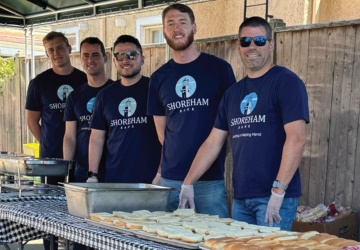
[86,176,98,183]
[152,173,161,185]
[178,184,195,209]
[265,189,285,226]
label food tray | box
[85,219,202,249]
[0,151,72,177]
[62,183,172,218]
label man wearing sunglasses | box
[87,35,161,184]
[179,16,309,230]
[148,3,236,217]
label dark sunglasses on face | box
[239,36,269,47]
[113,51,140,61]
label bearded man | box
[147,3,236,217]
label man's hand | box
[265,189,285,226]
[86,177,98,183]
[152,173,161,185]
[178,184,195,209]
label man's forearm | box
[183,128,228,185]
[88,139,104,174]
[28,123,41,142]
[276,121,306,186]
[63,137,76,160]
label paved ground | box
[4,239,42,250]
[4,239,67,250]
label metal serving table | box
[0,192,184,250]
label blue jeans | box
[231,196,299,230]
[160,178,229,218]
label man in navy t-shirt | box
[180,17,309,230]
[25,31,86,184]
[63,37,112,183]
[147,3,236,217]
[86,35,161,184]
[25,31,86,250]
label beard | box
[164,30,194,51]
[119,65,142,79]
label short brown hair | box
[42,31,70,47]
[162,3,195,24]
[80,37,106,56]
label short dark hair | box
[80,37,106,56]
[162,3,195,24]
[42,31,70,46]
[112,35,143,55]
[239,16,272,40]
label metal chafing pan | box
[0,151,72,177]
[62,182,173,218]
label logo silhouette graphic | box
[57,85,74,101]
[240,93,258,115]
[175,76,196,98]
[87,97,96,113]
[118,98,137,117]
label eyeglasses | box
[113,51,140,61]
[239,36,269,47]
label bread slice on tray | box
[89,212,114,221]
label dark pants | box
[73,242,88,250]
[43,237,58,250]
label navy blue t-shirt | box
[148,53,236,181]
[25,68,86,158]
[215,66,310,199]
[91,76,161,183]
[64,79,113,167]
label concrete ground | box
[3,239,67,250]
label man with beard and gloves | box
[179,17,309,230]
[147,3,236,217]
[86,35,161,184]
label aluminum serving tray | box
[62,182,173,218]
[0,151,72,176]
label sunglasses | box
[239,36,269,47]
[113,51,140,61]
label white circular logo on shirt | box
[57,85,74,101]
[119,98,137,117]
[87,97,96,113]
[240,92,258,115]
[175,75,196,98]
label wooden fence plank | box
[351,24,360,211]
[335,25,357,207]
[289,30,311,206]
[326,26,347,205]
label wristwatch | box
[272,180,288,191]
[87,171,98,178]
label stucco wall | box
[49,0,360,45]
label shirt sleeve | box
[63,92,76,121]
[147,73,165,116]
[214,91,230,132]
[90,91,107,130]
[25,79,42,111]
[277,71,310,125]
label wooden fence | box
[1,19,360,214]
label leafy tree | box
[0,57,15,95]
